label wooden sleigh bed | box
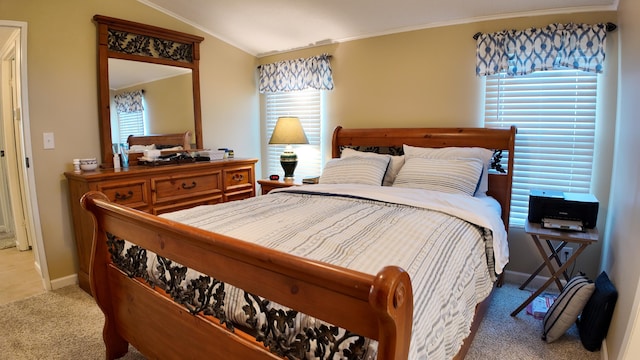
[81,126,515,360]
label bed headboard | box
[127,131,192,150]
[331,126,517,231]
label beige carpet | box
[466,283,600,359]
[0,283,601,359]
[0,286,143,360]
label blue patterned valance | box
[259,54,334,93]
[476,23,607,77]
[114,90,144,113]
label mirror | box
[108,59,194,144]
[94,15,204,167]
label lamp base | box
[280,151,298,180]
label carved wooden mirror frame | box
[93,15,204,167]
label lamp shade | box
[268,117,309,145]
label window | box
[484,69,598,227]
[113,90,146,145]
[265,89,324,179]
[116,110,145,144]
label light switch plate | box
[43,132,55,149]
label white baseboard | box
[33,260,42,277]
[31,260,51,290]
[49,274,78,290]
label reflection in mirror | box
[108,59,195,149]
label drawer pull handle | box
[232,174,244,182]
[115,191,134,201]
[182,181,197,190]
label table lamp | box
[268,117,309,180]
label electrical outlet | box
[562,247,574,263]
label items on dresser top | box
[137,151,212,165]
[137,148,234,165]
[79,158,98,171]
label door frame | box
[0,20,50,290]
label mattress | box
[115,184,508,359]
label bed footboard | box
[81,191,413,359]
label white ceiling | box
[139,0,618,57]
[108,58,190,90]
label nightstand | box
[258,178,302,195]
[511,220,599,316]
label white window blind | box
[265,89,323,179]
[484,69,598,227]
[117,111,145,144]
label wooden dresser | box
[65,158,257,293]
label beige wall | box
[260,11,618,281]
[142,73,195,136]
[0,0,259,282]
[602,0,640,358]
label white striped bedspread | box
[152,184,509,359]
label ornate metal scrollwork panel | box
[107,29,194,63]
[242,291,368,359]
[105,233,369,359]
[491,149,506,173]
[106,232,150,283]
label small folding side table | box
[511,220,599,316]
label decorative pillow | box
[391,157,484,196]
[403,144,494,196]
[542,274,595,343]
[319,156,390,186]
[577,271,618,351]
[341,148,404,186]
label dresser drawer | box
[96,179,148,209]
[223,166,254,192]
[152,171,222,204]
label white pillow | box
[392,157,484,196]
[341,148,404,186]
[403,144,494,196]
[543,274,595,343]
[129,144,156,152]
[319,156,390,186]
